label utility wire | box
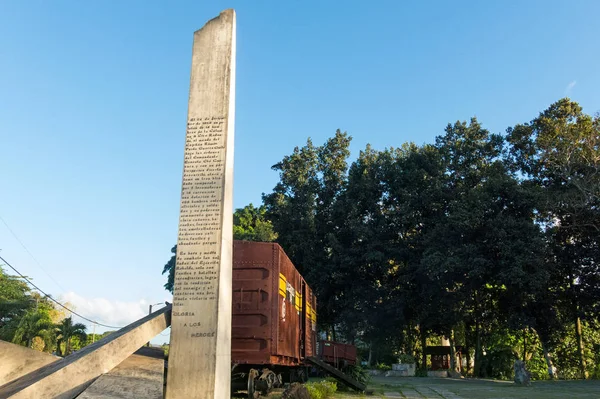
[0,215,68,293]
[0,254,124,330]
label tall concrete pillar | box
[165,9,236,399]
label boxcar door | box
[277,250,301,362]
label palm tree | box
[12,309,55,351]
[55,316,87,356]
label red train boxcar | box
[231,241,317,396]
[318,340,357,369]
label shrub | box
[591,362,600,380]
[415,367,428,377]
[375,362,392,371]
[305,380,337,399]
[324,376,346,391]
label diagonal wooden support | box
[0,304,171,399]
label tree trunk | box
[474,320,482,377]
[569,271,587,379]
[575,316,588,379]
[420,327,427,370]
[66,338,71,356]
[449,329,457,372]
[332,325,337,342]
[541,340,555,379]
[465,324,471,376]
[406,324,414,358]
[367,342,373,367]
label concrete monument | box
[165,9,236,399]
[0,341,59,386]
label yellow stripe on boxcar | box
[278,273,287,297]
[308,304,316,322]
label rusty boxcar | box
[318,340,357,369]
[231,241,317,397]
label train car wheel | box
[248,369,259,399]
[276,373,283,387]
[247,376,255,399]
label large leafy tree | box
[55,316,87,356]
[329,145,391,345]
[0,266,33,340]
[380,143,447,366]
[1,266,72,352]
[233,203,278,242]
[12,308,55,351]
[263,130,352,332]
[507,98,600,378]
[330,143,444,354]
[162,245,178,294]
[419,118,506,370]
[413,118,549,374]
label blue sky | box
[1,1,599,339]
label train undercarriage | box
[231,364,309,398]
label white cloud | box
[59,292,169,332]
[565,80,577,95]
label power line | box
[0,215,68,293]
[0,254,124,330]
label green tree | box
[162,245,177,294]
[329,144,392,348]
[12,308,55,351]
[0,266,33,341]
[415,118,548,375]
[263,130,352,333]
[55,316,87,356]
[379,143,448,369]
[233,203,278,242]
[327,143,436,354]
[507,98,600,378]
